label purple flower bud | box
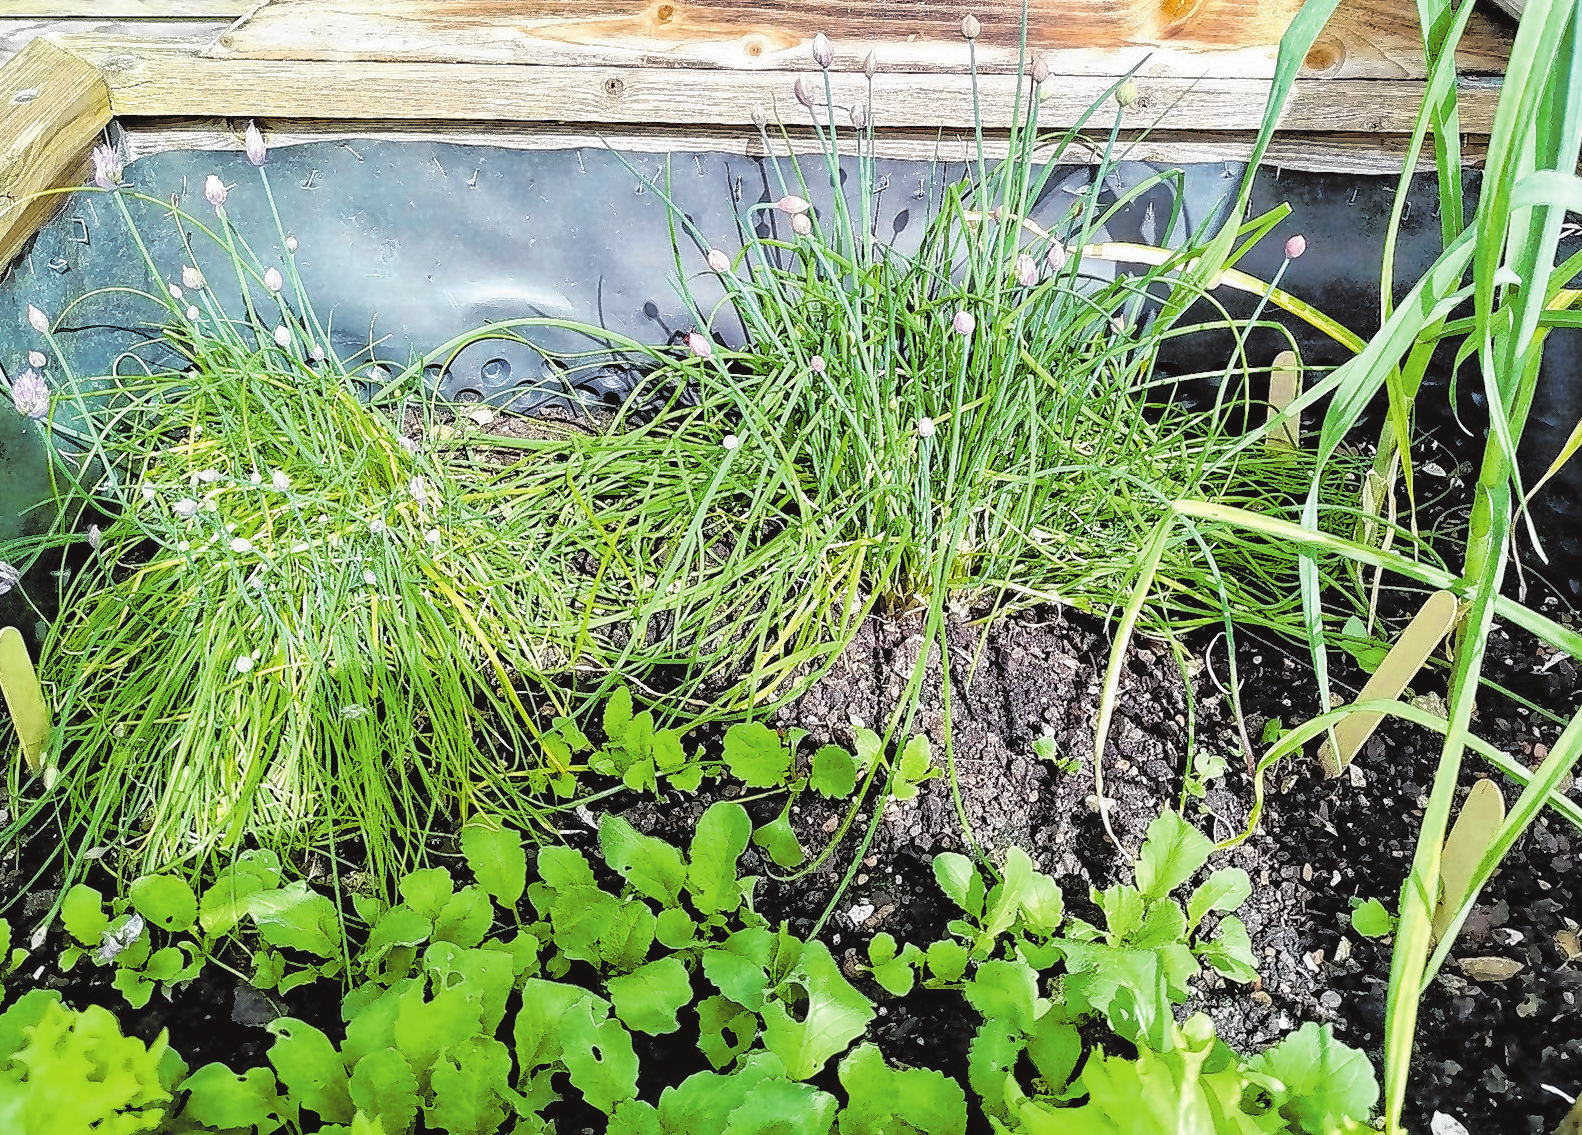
[285,235,298,253]
[273,324,291,348]
[794,75,818,110]
[961,14,981,40]
[181,265,205,290]
[917,416,936,438]
[864,50,878,79]
[87,525,102,551]
[264,267,284,292]
[1031,56,1049,83]
[812,32,833,69]
[90,143,123,190]
[244,121,267,166]
[1046,241,1069,272]
[687,331,713,359]
[25,305,48,334]
[1285,234,1308,259]
[778,195,811,216]
[0,561,18,596]
[751,105,768,128]
[952,310,976,336]
[791,213,813,236]
[810,355,826,373]
[706,248,731,273]
[849,102,869,129]
[1015,254,1038,287]
[10,368,48,419]
[27,350,45,369]
[204,175,228,208]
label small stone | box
[1555,929,1580,960]
[1457,956,1524,982]
[1251,990,1273,1008]
[1320,990,1343,1010]
[1516,994,1540,1018]
[846,902,875,925]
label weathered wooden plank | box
[208,0,1510,80]
[0,1,244,14]
[56,37,1500,133]
[0,36,111,269]
[0,18,228,68]
[120,118,1464,175]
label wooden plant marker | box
[1430,778,1504,946]
[1317,589,1459,777]
[1266,349,1300,450]
[0,626,50,773]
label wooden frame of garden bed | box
[0,0,1517,273]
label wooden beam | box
[207,0,1510,81]
[54,37,1500,134]
[0,36,110,269]
[0,1,245,16]
[120,118,1468,175]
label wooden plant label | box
[0,626,50,773]
[1267,349,1300,450]
[1431,777,1505,945]
[1318,589,1459,776]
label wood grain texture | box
[120,118,1466,174]
[0,36,110,270]
[208,0,1510,80]
[0,18,228,67]
[0,1,244,14]
[55,37,1500,133]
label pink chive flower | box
[181,265,205,290]
[810,355,826,373]
[90,143,123,190]
[11,368,48,419]
[244,121,267,166]
[794,76,817,109]
[791,213,813,236]
[687,331,713,359]
[952,310,976,336]
[273,325,291,348]
[777,195,811,216]
[1015,254,1038,287]
[1285,234,1307,259]
[812,32,833,69]
[917,416,936,438]
[204,175,228,208]
[706,248,731,273]
[173,498,199,519]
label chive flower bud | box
[706,248,731,273]
[812,32,833,69]
[140,484,156,502]
[1031,56,1049,83]
[952,310,976,336]
[794,76,817,109]
[962,14,981,40]
[1015,253,1038,287]
[173,498,199,519]
[244,121,267,166]
[777,194,812,216]
[204,175,228,207]
[273,324,291,348]
[181,265,205,290]
[791,213,813,236]
[272,469,291,491]
[362,570,377,586]
[751,105,768,128]
[722,434,741,450]
[917,416,936,438]
[687,331,713,358]
[230,536,253,553]
[286,235,298,253]
[1047,241,1069,271]
[264,267,284,292]
[0,562,18,596]
[90,143,123,190]
[11,368,48,419]
[194,469,220,484]
[87,525,102,551]
[235,654,255,674]
[186,305,199,321]
[1285,234,1307,259]
[26,305,48,334]
[249,471,263,484]
[1115,79,1139,108]
[409,476,429,505]
[27,350,45,368]
[864,50,878,79]
[810,355,826,373]
[424,529,441,546]
[849,102,869,129]
[311,343,326,363]
[169,283,183,301]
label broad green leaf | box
[1058,942,1171,1051]
[432,886,492,949]
[1199,915,1258,984]
[893,734,936,800]
[611,1098,663,1135]
[982,848,1036,941]
[963,959,1039,1035]
[513,979,586,1071]
[722,1076,838,1135]
[1186,868,1252,931]
[723,721,790,787]
[130,874,198,934]
[398,868,455,922]
[460,817,527,908]
[839,1042,967,1135]
[426,1036,512,1135]
[866,935,921,998]
[1349,897,1396,938]
[608,955,692,1035]
[1025,1015,1082,1094]
[341,979,412,1066]
[142,945,188,982]
[702,941,772,1011]
[180,1063,284,1132]
[658,1051,788,1131]
[760,941,874,1080]
[1134,812,1214,901]
[249,882,341,958]
[601,815,687,905]
[853,729,882,776]
[967,1020,1023,1121]
[931,853,984,920]
[1247,1021,1379,1132]
[752,813,806,869]
[60,884,108,949]
[687,802,752,914]
[604,686,634,741]
[926,939,968,983]
[560,996,639,1114]
[424,942,516,1033]
[655,907,695,949]
[1095,885,1146,944]
[111,966,155,1009]
[697,994,756,1070]
[810,745,857,798]
[538,845,598,891]
[268,1017,354,1122]
[1131,900,1189,951]
[393,979,486,1083]
[360,906,433,969]
[1020,872,1064,937]
[349,1047,419,1134]
[598,898,657,973]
